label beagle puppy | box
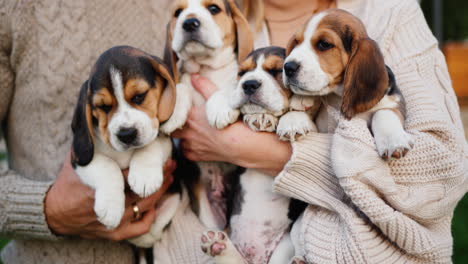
[161,0,253,133]
[200,47,307,264]
[71,46,184,240]
[160,0,254,231]
[282,9,414,159]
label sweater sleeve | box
[273,133,346,211]
[0,0,14,122]
[331,0,467,260]
[0,1,58,240]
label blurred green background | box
[0,1,468,264]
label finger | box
[121,176,173,222]
[180,140,191,152]
[163,159,176,176]
[171,128,189,139]
[102,209,158,241]
[184,150,200,162]
[191,74,218,100]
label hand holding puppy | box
[172,75,291,176]
[44,153,175,241]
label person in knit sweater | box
[0,0,209,263]
[1,1,467,264]
[173,0,468,263]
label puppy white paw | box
[160,83,191,134]
[128,165,163,198]
[94,190,125,229]
[375,130,414,160]
[243,113,278,132]
[201,230,228,257]
[277,111,316,141]
[206,92,240,129]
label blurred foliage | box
[421,0,468,41]
[452,194,468,264]
[0,238,7,264]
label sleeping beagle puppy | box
[282,9,413,159]
[71,46,184,239]
[200,47,307,264]
[159,0,254,231]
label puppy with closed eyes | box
[71,46,184,245]
[200,47,307,264]
[160,0,254,231]
[282,9,413,159]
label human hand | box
[172,74,292,175]
[44,153,175,241]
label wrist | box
[44,183,67,235]
[234,131,292,174]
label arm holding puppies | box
[0,3,58,239]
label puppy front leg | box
[128,136,172,198]
[372,109,414,160]
[277,111,317,141]
[201,230,246,264]
[160,83,192,134]
[206,89,240,129]
[75,154,125,229]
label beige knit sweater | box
[270,0,468,263]
[1,0,467,263]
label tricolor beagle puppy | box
[71,46,184,241]
[161,0,253,133]
[160,0,254,231]
[200,47,307,264]
[282,9,414,159]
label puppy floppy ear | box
[71,80,94,166]
[341,38,389,119]
[286,34,299,56]
[148,56,177,123]
[227,0,253,63]
[164,22,179,83]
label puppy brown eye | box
[267,68,282,76]
[131,90,148,105]
[317,40,334,51]
[238,70,247,77]
[98,105,112,114]
[207,4,221,15]
[174,8,183,17]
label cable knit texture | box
[1,0,467,263]
[0,0,179,263]
[272,0,468,263]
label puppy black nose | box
[284,61,300,78]
[183,18,201,32]
[242,80,261,95]
[117,127,138,145]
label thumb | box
[191,74,218,100]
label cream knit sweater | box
[269,0,468,263]
[0,0,466,263]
